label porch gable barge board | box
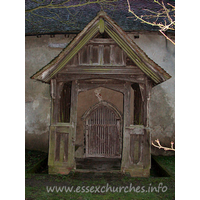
[31,11,171,85]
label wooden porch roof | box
[31,11,171,85]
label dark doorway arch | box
[82,101,122,158]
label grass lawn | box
[25,151,175,200]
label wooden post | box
[68,80,79,169]
[143,77,153,169]
[50,79,56,125]
[48,79,57,171]
[121,83,131,171]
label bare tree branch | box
[152,139,175,151]
[26,0,117,13]
[25,0,118,32]
[159,30,175,45]
[127,0,175,45]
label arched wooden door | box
[84,101,122,158]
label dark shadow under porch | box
[75,158,121,171]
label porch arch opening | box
[75,86,123,171]
[83,100,122,158]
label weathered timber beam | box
[78,79,126,84]
[59,66,144,75]
[88,38,115,44]
[77,83,126,94]
[56,74,145,83]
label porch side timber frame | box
[48,76,152,177]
